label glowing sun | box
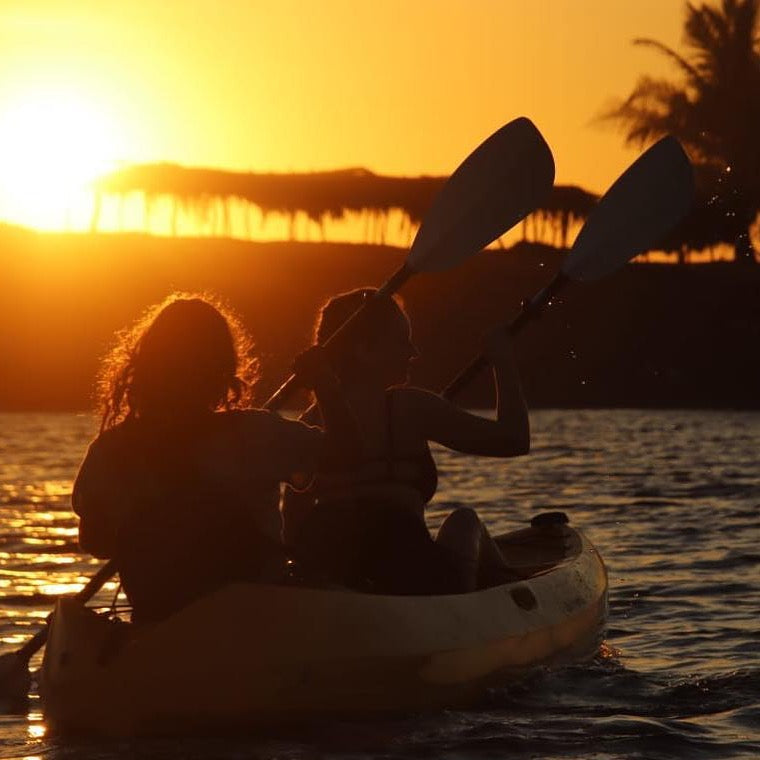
[0,88,124,230]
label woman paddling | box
[73,293,356,623]
[282,287,530,594]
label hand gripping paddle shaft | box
[265,116,555,409]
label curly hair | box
[97,293,258,431]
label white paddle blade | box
[407,117,555,273]
[565,136,694,282]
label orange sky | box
[0,1,684,230]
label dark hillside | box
[1,227,757,411]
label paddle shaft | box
[443,271,569,400]
[15,559,118,665]
[265,264,413,409]
[443,137,694,400]
[263,119,555,410]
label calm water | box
[0,409,758,760]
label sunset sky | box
[0,1,684,230]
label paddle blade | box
[564,136,694,282]
[407,117,555,272]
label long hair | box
[314,288,407,380]
[97,293,258,431]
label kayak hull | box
[39,521,607,736]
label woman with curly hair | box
[74,293,354,622]
[282,287,530,595]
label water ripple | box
[0,409,756,759]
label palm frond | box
[633,38,704,84]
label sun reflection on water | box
[0,410,755,756]
[39,583,84,596]
[26,711,46,740]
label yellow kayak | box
[39,515,608,736]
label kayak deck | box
[39,517,608,736]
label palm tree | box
[602,0,760,264]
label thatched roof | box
[95,165,444,224]
[94,163,598,227]
[94,162,751,258]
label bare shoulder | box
[86,419,136,456]
[390,386,449,428]
[393,386,448,411]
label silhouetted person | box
[74,293,355,622]
[282,287,530,594]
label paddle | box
[0,117,554,705]
[265,116,555,409]
[443,135,695,399]
[0,559,117,708]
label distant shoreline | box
[2,228,758,412]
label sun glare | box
[0,89,124,231]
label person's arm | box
[255,346,363,493]
[280,404,322,546]
[291,346,364,469]
[484,327,530,452]
[72,436,127,558]
[400,331,529,457]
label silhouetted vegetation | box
[602,0,760,265]
[92,164,597,249]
